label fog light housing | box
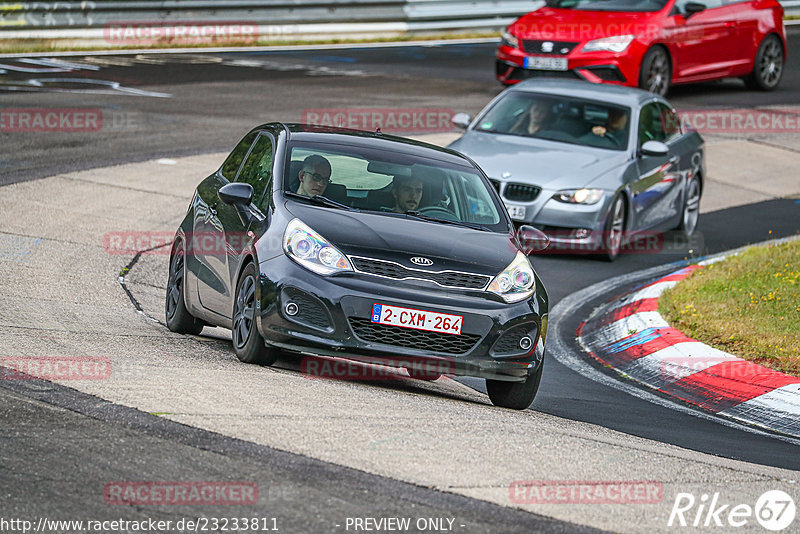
[285,302,299,316]
[519,336,533,350]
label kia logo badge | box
[410,257,433,266]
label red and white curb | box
[578,264,800,438]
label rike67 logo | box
[668,490,796,531]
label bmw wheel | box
[676,176,701,238]
[601,194,627,262]
[232,262,279,365]
[165,239,204,335]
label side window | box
[638,103,668,146]
[658,103,682,142]
[235,134,274,209]
[220,131,258,181]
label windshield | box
[283,141,507,229]
[475,92,632,151]
[546,0,668,11]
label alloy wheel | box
[233,274,256,350]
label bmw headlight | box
[283,218,352,275]
[488,251,536,303]
[582,35,634,53]
[553,188,604,205]
[501,27,519,49]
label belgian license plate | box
[371,303,462,336]
[524,56,568,71]
[506,204,527,220]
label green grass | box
[659,238,800,376]
[0,32,500,55]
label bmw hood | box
[284,201,517,276]
[450,132,629,190]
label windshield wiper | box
[403,210,491,232]
[284,191,354,211]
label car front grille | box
[503,183,541,202]
[489,179,501,193]
[348,317,482,355]
[521,40,579,55]
[351,257,490,290]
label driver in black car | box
[392,175,424,213]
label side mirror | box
[517,225,550,254]
[451,113,472,130]
[219,182,253,205]
[640,140,669,158]
[683,1,706,17]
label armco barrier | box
[0,0,795,44]
[0,0,543,43]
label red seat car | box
[496,0,786,95]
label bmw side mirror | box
[451,113,472,130]
[683,1,706,17]
[640,140,670,158]
[517,225,550,254]
[219,182,253,205]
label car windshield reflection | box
[475,93,632,151]
[283,141,505,229]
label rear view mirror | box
[640,140,669,158]
[451,113,472,130]
[219,182,253,205]
[517,225,550,254]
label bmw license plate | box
[505,204,527,221]
[371,304,462,336]
[524,56,568,71]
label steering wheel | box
[418,205,459,221]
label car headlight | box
[553,188,604,205]
[488,251,536,303]
[582,35,634,53]
[501,27,519,49]
[283,218,352,275]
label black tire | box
[639,46,671,97]
[165,239,204,335]
[486,360,544,410]
[600,194,627,262]
[674,176,701,238]
[232,262,279,366]
[744,34,784,91]
[406,368,442,381]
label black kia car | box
[166,124,549,409]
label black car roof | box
[254,122,474,167]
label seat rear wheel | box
[232,262,279,366]
[165,239,204,335]
[745,34,784,91]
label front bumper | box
[496,44,640,87]
[255,254,547,382]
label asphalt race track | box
[1,28,800,533]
